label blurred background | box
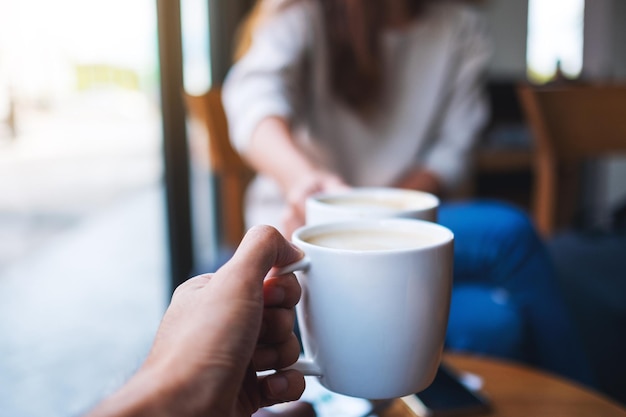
[0,0,625,416]
[0,1,166,416]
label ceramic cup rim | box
[292,218,454,255]
[307,187,440,214]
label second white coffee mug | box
[306,187,439,226]
[278,218,454,399]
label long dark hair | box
[319,0,430,113]
[235,0,431,113]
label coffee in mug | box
[304,228,440,251]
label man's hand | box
[87,226,308,417]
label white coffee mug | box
[306,187,439,226]
[277,218,453,399]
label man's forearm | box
[85,367,197,417]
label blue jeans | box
[439,201,595,386]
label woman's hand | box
[281,170,349,239]
[241,117,349,238]
[393,168,442,197]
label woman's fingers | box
[280,206,304,240]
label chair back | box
[184,88,255,248]
[517,84,626,236]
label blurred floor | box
[0,185,168,417]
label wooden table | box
[380,353,626,417]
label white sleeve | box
[422,7,492,192]
[222,3,312,152]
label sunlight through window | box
[527,0,585,83]
[182,0,212,94]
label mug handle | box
[274,257,311,276]
[273,257,323,377]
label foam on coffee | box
[304,229,438,251]
[319,194,430,211]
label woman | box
[223,0,594,386]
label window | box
[182,0,212,94]
[527,0,585,83]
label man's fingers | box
[216,225,304,296]
[252,333,301,371]
[253,401,316,417]
[239,225,304,271]
[259,308,296,344]
[259,370,306,408]
[263,274,301,308]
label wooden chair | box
[183,88,255,248]
[517,84,626,236]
